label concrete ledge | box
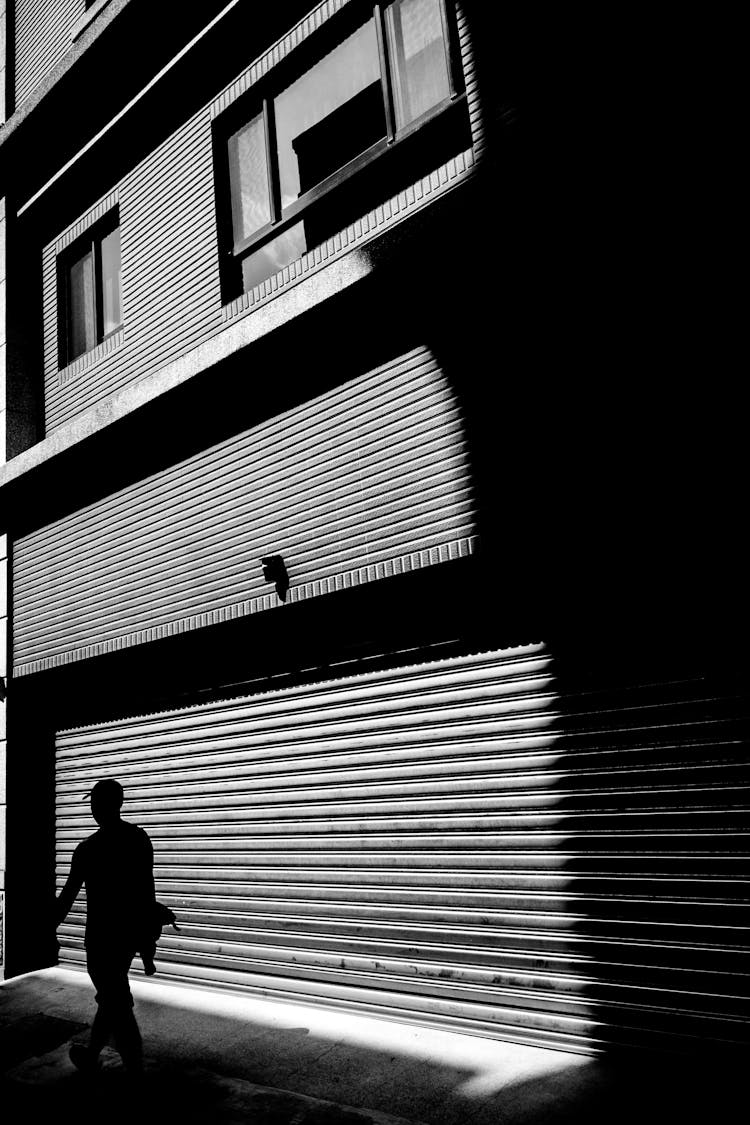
[70,0,114,43]
[0,242,374,491]
[1,157,473,496]
[0,0,132,147]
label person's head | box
[88,778,124,826]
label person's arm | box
[55,845,84,926]
[143,830,156,907]
[135,829,156,934]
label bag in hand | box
[141,901,180,976]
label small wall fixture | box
[260,554,289,601]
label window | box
[217,0,466,299]
[58,212,122,366]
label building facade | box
[1,1,748,1056]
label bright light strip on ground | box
[110,970,588,1098]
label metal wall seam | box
[14,466,471,599]
[43,107,218,433]
[14,460,469,597]
[55,647,551,741]
[20,398,461,607]
[54,718,742,781]
[42,2,478,433]
[56,742,743,788]
[456,1,483,157]
[14,510,476,653]
[55,677,709,735]
[13,0,78,107]
[14,536,477,676]
[54,644,750,1053]
[13,477,472,621]
[15,427,466,574]
[15,348,475,670]
[14,492,474,629]
[15,400,465,580]
[24,349,450,557]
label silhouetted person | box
[55,778,155,1075]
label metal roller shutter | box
[14,347,474,676]
[56,643,750,1054]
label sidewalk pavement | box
[0,967,739,1125]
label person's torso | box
[79,821,151,946]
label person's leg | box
[70,948,111,1071]
[81,947,142,1072]
[112,1005,143,1074]
[88,1003,111,1057]
[107,949,143,1074]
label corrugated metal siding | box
[14,0,80,107]
[457,1,483,155]
[42,1,478,432]
[459,2,516,166]
[43,106,221,432]
[16,347,475,675]
[55,643,750,1053]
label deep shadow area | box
[0,1012,86,1070]
[474,1052,745,1125]
[538,639,750,1055]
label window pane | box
[386,0,451,130]
[228,114,272,244]
[275,19,385,207]
[68,247,96,361]
[241,222,307,292]
[100,226,123,336]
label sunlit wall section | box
[55,643,750,1053]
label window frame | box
[214,0,465,301]
[56,208,122,369]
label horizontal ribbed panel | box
[56,644,750,1053]
[456,1,483,155]
[41,1,477,432]
[43,107,221,432]
[15,348,474,674]
[13,0,79,107]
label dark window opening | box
[58,212,122,367]
[217,0,467,301]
